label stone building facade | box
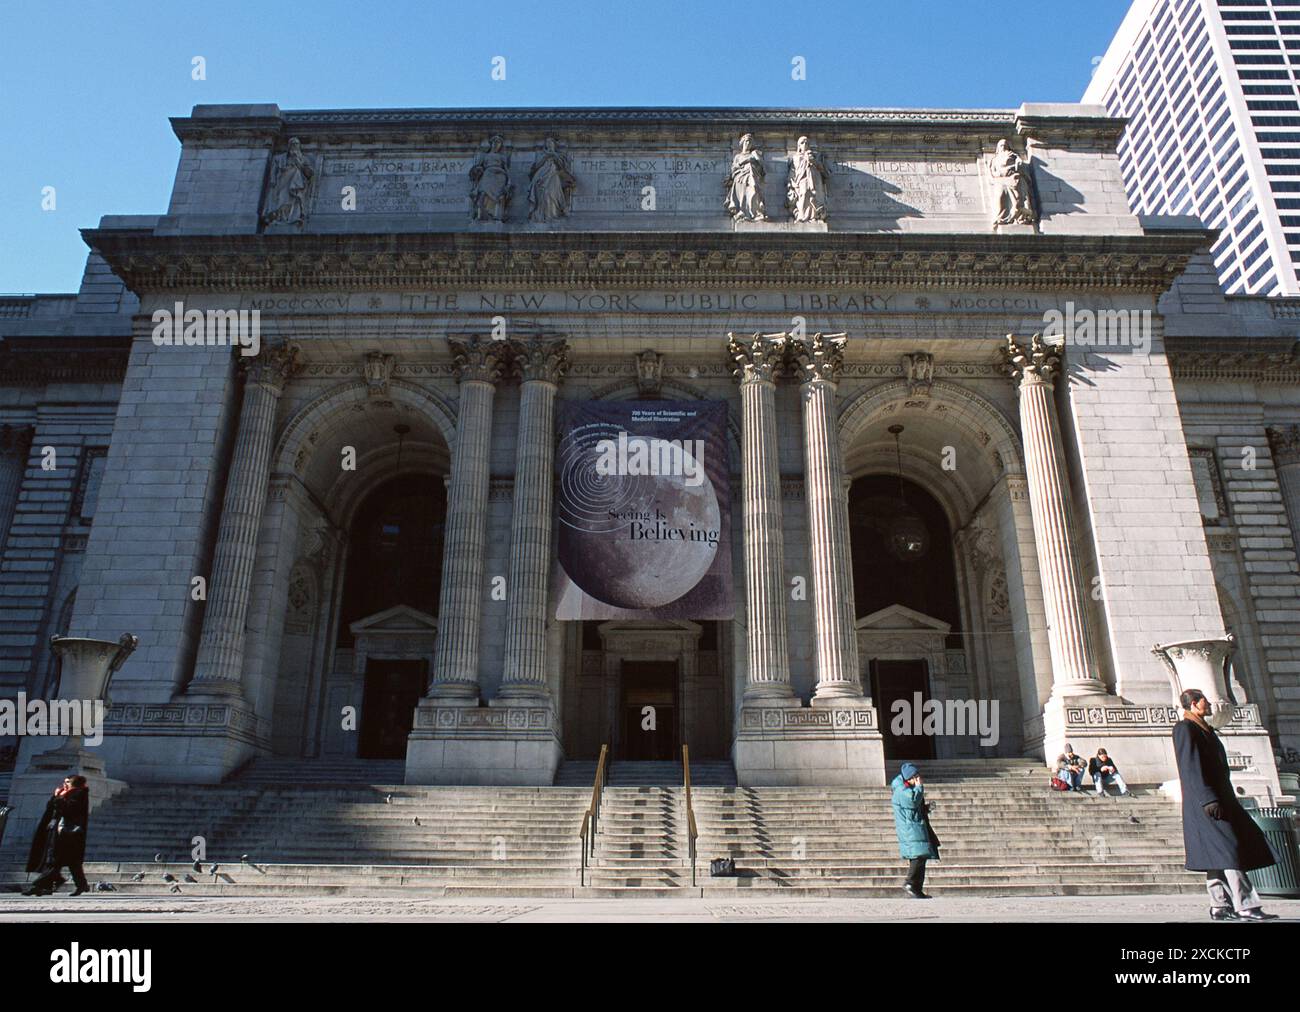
[2,102,1298,796]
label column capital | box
[727,331,787,385]
[1267,423,1300,467]
[449,336,509,385]
[790,332,848,385]
[1002,332,1062,389]
[243,341,302,392]
[509,336,569,385]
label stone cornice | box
[0,344,131,386]
[82,229,1207,294]
[1166,338,1300,383]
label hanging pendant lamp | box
[886,424,929,561]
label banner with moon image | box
[554,399,733,620]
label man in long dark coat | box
[24,775,91,896]
[1173,689,1278,920]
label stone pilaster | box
[427,337,507,703]
[728,332,797,704]
[790,332,863,704]
[1002,334,1106,697]
[498,337,568,701]
[1268,424,1300,551]
[0,424,33,555]
[189,343,300,697]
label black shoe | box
[1237,909,1279,921]
[903,886,932,899]
[1210,907,1238,921]
[70,888,87,896]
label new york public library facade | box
[2,101,1300,809]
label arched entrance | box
[256,378,455,760]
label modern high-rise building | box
[1086,0,1300,296]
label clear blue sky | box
[0,0,1133,293]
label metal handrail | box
[683,743,698,887]
[579,744,608,887]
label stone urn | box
[44,633,138,759]
[1151,635,1235,729]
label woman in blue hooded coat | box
[891,762,940,898]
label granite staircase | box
[0,759,1201,898]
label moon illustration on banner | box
[558,434,720,610]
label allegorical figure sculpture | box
[786,135,830,222]
[469,135,514,222]
[527,137,576,222]
[990,139,1038,227]
[261,137,314,228]
[724,133,768,222]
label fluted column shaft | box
[191,344,300,694]
[728,333,795,702]
[429,339,506,700]
[499,338,567,699]
[1003,335,1104,696]
[793,333,862,703]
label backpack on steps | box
[709,857,736,877]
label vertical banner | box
[554,400,733,620]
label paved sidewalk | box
[1,893,1298,922]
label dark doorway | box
[870,658,935,762]
[620,661,678,760]
[359,659,426,759]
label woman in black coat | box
[1173,689,1277,921]
[24,775,91,896]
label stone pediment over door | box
[856,604,951,635]
[349,605,438,677]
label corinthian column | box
[728,332,797,704]
[190,343,301,696]
[498,337,568,703]
[1002,334,1105,696]
[791,332,863,704]
[1268,424,1300,552]
[428,338,507,703]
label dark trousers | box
[906,857,927,892]
[30,862,88,894]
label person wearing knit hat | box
[891,762,940,898]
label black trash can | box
[1248,807,1300,898]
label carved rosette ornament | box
[635,349,664,395]
[449,337,508,385]
[363,351,396,397]
[509,337,569,385]
[244,341,302,391]
[727,331,788,386]
[789,332,848,386]
[1001,332,1062,388]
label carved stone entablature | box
[634,350,664,395]
[1267,424,1300,467]
[739,706,876,734]
[1168,349,1300,384]
[789,332,848,385]
[449,337,508,385]
[363,351,396,397]
[1063,703,1261,731]
[85,230,1207,294]
[1002,332,1062,388]
[901,351,934,396]
[411,705,553,736]
[0,347,130,386]
[105,701,266,748]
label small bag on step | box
[709,857,736,877]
